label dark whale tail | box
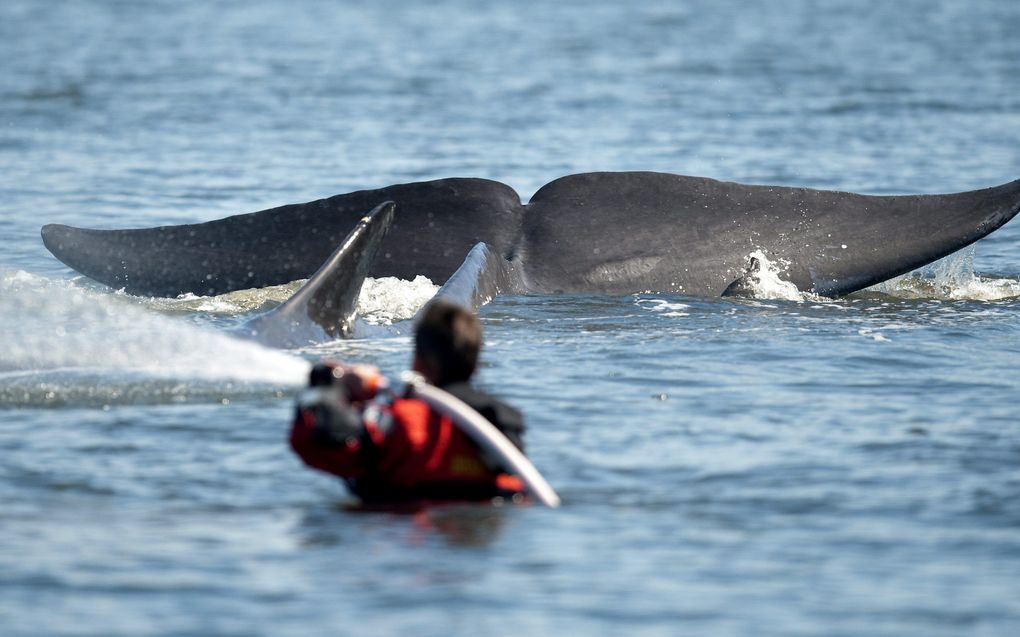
[40,173,1020,303]
[233,201,395,348]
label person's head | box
[413,300,482,386]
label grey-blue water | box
[2,1,1020,635]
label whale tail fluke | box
[236,201,396,348]
[40,173,1020,306]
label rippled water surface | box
[2,1,1020,635]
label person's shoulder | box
[442,381,504,409]
[437,381,526,451]
[443,382,523,426]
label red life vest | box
[290,395,525,503]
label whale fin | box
[721,256,762,298]
[235,201,396,348]
[429,242,526,312]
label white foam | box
[745,250,810,301]
[730,250,826,303]
[138,275,438,329]
[867,246,1020,301]
[733,246,1020,303]
[356,275,438,325]
[636,298,690,317]
[857,328,891,342]
[136,280,302,315]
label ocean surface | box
[2,1,1020,635]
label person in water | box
[289,299,526,504]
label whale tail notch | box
[236,201,396,347]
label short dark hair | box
[415,300,482,386]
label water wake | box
[0,271,310,407]
[0,271,443,406]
